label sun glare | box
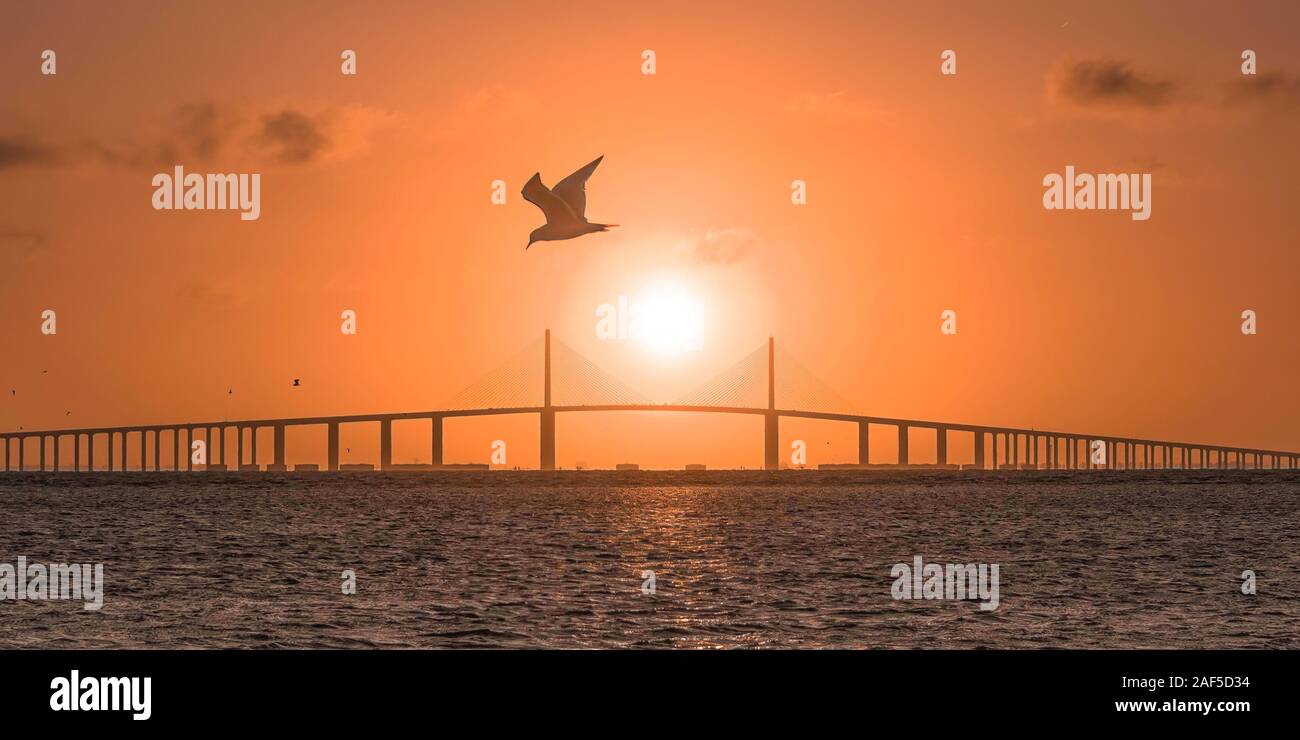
[634,283,706,357]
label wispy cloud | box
[676,229,759,266]
[176,279,247,308]
[784,90,886,122]
[0,228,48,256]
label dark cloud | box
[0,136,61,170]
[177,101,236,160]
[258,109,330,164]
[1225,71,1300,110]
[1048,58,1175,108]
[1,102,342,174]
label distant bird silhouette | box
[292,379,301,387]
[522,156,617,249]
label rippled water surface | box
[1,470,1297,648]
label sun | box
[634,282,706,357]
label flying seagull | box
[522,156,617,249]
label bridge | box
[2,330,1297,473]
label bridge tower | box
[540,329,556,470]
[764,336,779,470]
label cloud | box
[459,84,541,119]
[784,90,886,122]
[1224,71,1300,111]
[177,101,240,161]
[0,229,48,256]
[176,279,246,308]
[257,109,330,164]
[434,85,542,138]
[1047,58,1175,109]
[0,136,62,170]
[676,229,759,266]
[0,99,393,175]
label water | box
[1,470,1296,648]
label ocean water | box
[1,470,1297,649]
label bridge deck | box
[2,404,1297,458]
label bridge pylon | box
[764,336,779,470]
[540,329,556,470]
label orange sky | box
[2,1,1298,469]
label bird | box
[522,156,617,248]
[292,379,301,387]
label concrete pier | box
[328,422,339,471]
[431,416,443,467]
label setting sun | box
[634,281,707,357]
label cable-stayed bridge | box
[3,330,1297,472]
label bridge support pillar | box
[763,413,779,470]
[857,421,869,466]
[74,434,80,472]
[19,437,25,472]
[273,424,287,470]
[154,430,161,471]
[936,426,947,466]
[140,430,146,471]
[973,431,984,469]
[107,432,114,472]
[328,422,339,471]
[378,421,391,470]
[432,416,443,467]
[120,432,127,471]
[540,411,556,471]
[88,434,94,471]
[39,435,47,471]
[897,424,909,466]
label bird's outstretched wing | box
[521,173,576,225]
[552,156,603,221]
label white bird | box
[522,156,617,249]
